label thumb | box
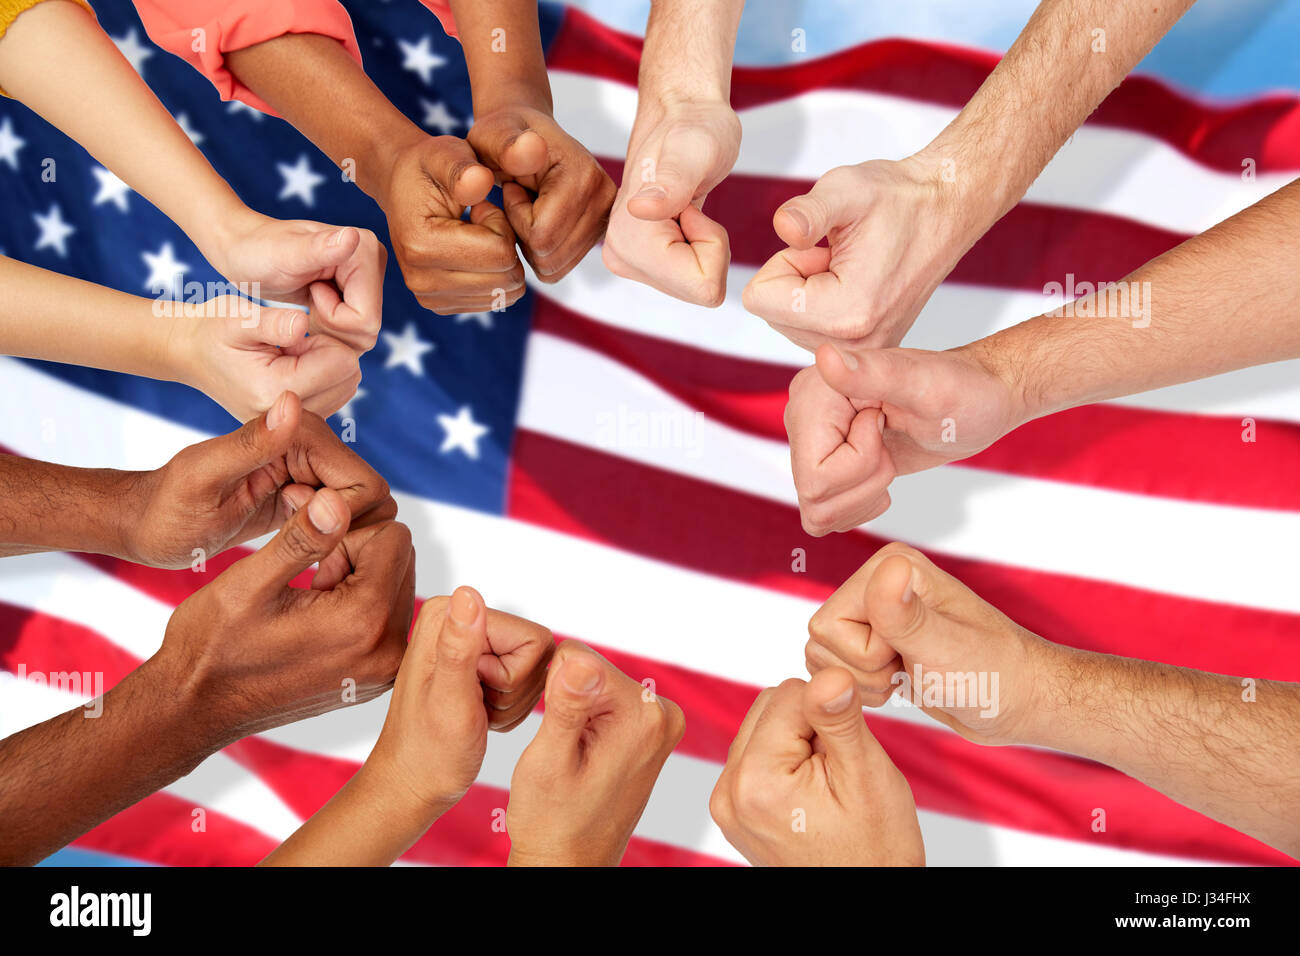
[428,586,490,699]
[424,136,496,208]
[803,667,880,780]
[225,486,350,598]
[193,391,301,488]
[287,226,361,276]
[234,306,309,349]
[534,649,605,754]
[627,144,709,221]
[773,177,846,250]
[862,551,932,651]
[814,343,922,408]
[472,112,547,179]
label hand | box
[709,668,924,866]
[506,641,684,866]
[122,391,394,570]
[167,295,361,421]
[743,155,971,351]
[805,542,1051,746]
[366,586,556,814]
[786,342,1023,533]
[156,488,415,742]
[203,211,387,354]
[377,130,525,315]
[468,106,615,283]
[602,98,741,307]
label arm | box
[602,0,744,306]
[0,256,360,422]
[0,1,385,347]
[791,177,1300,534]
[263,588,554,865]
[0,456,138,560]
[806,543,1300,858]
[745,0,1197,350]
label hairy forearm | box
[980,178,1300,424]
[450,0,551,115]
[924,0,1195,230]
[0,454,145,558]
[261,763,446,866]
[638,0,744,104]
[0,653,219,865]
[1024,643,1300,857]
[226,33,421,201]
[0,1,251,261]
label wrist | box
[910,133,1015,254]
[472,77,554,118]
[126,649,228,773]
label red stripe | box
[506,430,1300,682]
[532,297,1300,513]
[550,6,1300,173]
[595,155,1191,287]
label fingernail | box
[901,571,915,604]
[449,587,479,627]
[633,185,667,202]
[877,411,886,435]
[327,228,348,247]
[823,685,855,713]
[783,206,811,237]
[560,656,601,694]
[278,311,300,340]
[266,392,289,430]
[307,493,342,533]
[833,346,858,371]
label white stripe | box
[551,72,1297,236]
[531,259,1300,424]
[518,332,1300,614]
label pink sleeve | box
[419,0,457,40]
[131,0,363,117]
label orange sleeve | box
[131,0,363,116]
[418,0,457,40]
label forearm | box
[449,0,551,114]
[0,653,221,865]
[0,257,183,381]
[1023,643,1300,857]
[226,33,422,200]
[261,762,447,866]
[638,0,744,106]
[922,0,1195,232]
[978,178,1300,424]
[0,454,145,558]
[0,1,253,262]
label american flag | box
[2,0,1299,866]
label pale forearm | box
[979,178,1300,424]
[226,33,421,201]
[638,0,744,105]
[0,654,218,865]
[0,1,251,262]
[450,0,551,114]
[261,763,446,866]
[1024,643,1300,857]
[922,0,1195,229]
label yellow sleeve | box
[0,0,97,96]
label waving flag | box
[2,0,1298,866]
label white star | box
[142,242,190,295]
[91,166,131,212]
[0,118,25,171]
[398,36,447,84]
[174,113,204,145]
[227,100,264,122]
[456,311,494,329]
[437,405,490,460]
[112,28,154,75]
[33,205,75,257]
[382,322,434,375]
[335,386,367,421]
[277,154,327,207]
[420,99,462,132]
